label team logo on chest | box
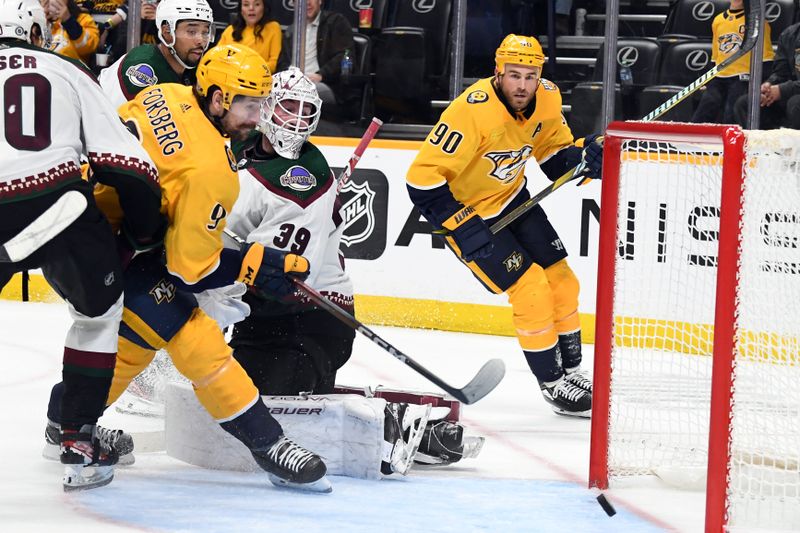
[150,279,176,304]
[126,63,158,87]
[718,32,742,54]
[280,166,317,191]
[483,145,533,184]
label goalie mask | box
[0,0,50,48]
[258,67,322,160]
[156,0,214,70]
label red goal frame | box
[588,121,746,533]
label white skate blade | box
[461,436,486,460]
[267,473,333,493]
[551,406,591,419]
[63,464,114,492]
[44,443,135,466]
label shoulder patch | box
[280,166,317,191]
[126,63,158,88]
[225,146,237,172]
[466,90,489,104]
[540,79,557,91]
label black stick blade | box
[454,358,506,404]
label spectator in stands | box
[44,0,99,62]
[277,0,354,114]
[217,0,281,73]
[692,0,773,125]
[733,22,800,129]
[98,0,161,62]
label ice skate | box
[44,419,135,465]
[564,368,592,394]
[540,377,592,418]
[381,402,431,476]
[60,425,119,492]
[415,420,485,465]
[252,435,331,493]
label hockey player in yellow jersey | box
[692,0,774,125]
[407,34,603,418]
[46,44,333,492]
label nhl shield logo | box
[340,180,376,247]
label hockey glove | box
[442,206,493,262]
[577,134,604,185]
[237,242,310,300]
[117,215,167,270]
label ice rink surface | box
[0,300,706,532]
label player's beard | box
[180,47,205,68]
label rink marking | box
[351,354,678,532]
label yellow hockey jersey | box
[713,9,774,77]
[407,76,574,221]
[114,83,239,284]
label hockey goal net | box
[589,122,800,532]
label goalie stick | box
[291,277,506,404]
[336,117,383,194]
[479,0,761,234]
[0,190,88,263]
[225,226,505,404]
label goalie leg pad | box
[165,383,388,479]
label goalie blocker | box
[165,382,484,479]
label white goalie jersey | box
[0,43,157,203]
[227,140,353,307]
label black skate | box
[61,425,119,491]
[44,419,135,465]
[414,420,485,465]
[252,435,331,493]
[540,377,592,418]
[381,402,431,476]
[564,368,592,394]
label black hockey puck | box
[597,493,617,517]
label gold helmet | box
[196,44,271,109]
[495,34,545,73]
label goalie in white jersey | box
[218,68,484,476]
[0,0,163,491]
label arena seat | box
[661,0,728,39]
[592,38,662,87]
[765,0,796,38]
[327,0,389,30]
[568,82,624,138]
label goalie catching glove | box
[442,205,493,262]
[237,242,310,299]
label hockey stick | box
[480,0,761,234]
[336,117,383,194]
[291,278,506,404]
[0,190,88,263]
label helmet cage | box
[258,68,322,160]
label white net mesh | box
[608,138,722,480]
[727,130,800,530]
[606,128,800,530]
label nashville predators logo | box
[484,145,533,184]
[503,252,524,272]
[718,32,742,54]
[149,279,176,304]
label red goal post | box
[589,121,800,532]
